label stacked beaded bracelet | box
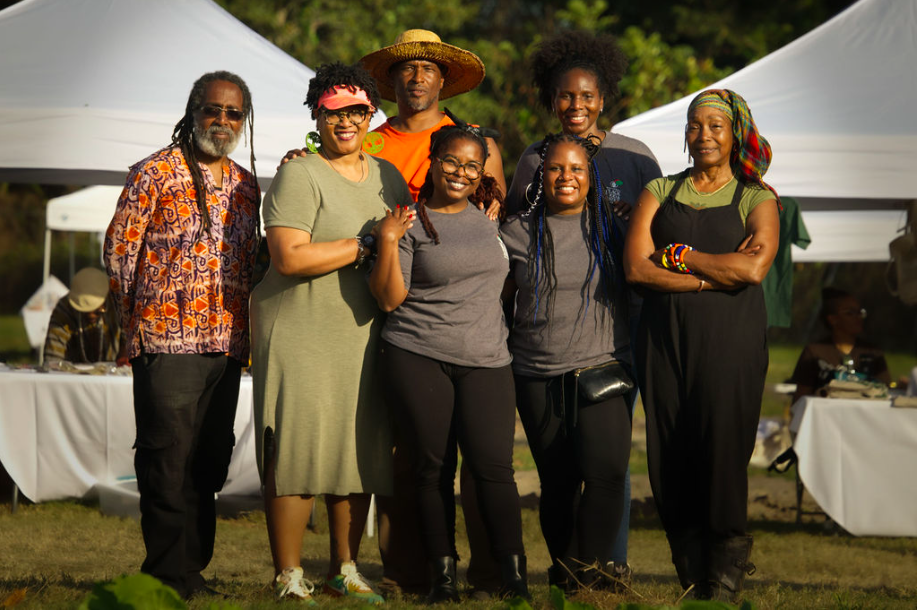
[662,243,695,274]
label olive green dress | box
[251,153,411,496]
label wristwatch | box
[355,234,377,265]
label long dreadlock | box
[170,71,258,239]
[415,124,503,245]
[524,133,624,328]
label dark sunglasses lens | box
[202,106,244,121]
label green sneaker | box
[323,561,384,604]
[275,567,316,606]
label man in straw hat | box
[357,28,505,200]
[43,267,122,366]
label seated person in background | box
[43,267,121,365]
[791,287,890,403]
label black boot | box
[547,562,574,594]
[669,531,709,599]
[708,535,756,603]
[426,556,460,604]
[497,554,530,600]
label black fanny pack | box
[572,359,635,402]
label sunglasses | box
[321,108,370,126]
[199,104,245,122]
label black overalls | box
[636,172,767,552]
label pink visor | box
[318,85,375,112]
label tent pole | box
[40,225,52,366]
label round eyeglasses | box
[436,157,483,180]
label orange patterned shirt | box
[104,147,260,361]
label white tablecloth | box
[0,370,261,502]
[791,396,916,537]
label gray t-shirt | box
[500,211,632,377]
[381,202,512,368]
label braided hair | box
[524,133,624,327]
[170,71,257,238]
[415,124,503,245]
[530,30,628,113]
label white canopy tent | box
[0,0,319,188]
[613,0,916,262]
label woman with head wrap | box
[623,89,779,602]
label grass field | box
[0,497,914,610]
[0,314,915,608]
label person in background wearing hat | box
[43,267,122,366]
[104,71,260,600]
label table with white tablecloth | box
[0,370,261,503]
[790,396,916,537]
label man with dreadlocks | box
[104,71,260,599]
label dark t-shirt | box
[790,339,890,392]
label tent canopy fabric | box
[614,0,917,202]
[0,0,319,188]
[46,186,122,233]
[613,0,917,262]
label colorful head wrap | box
[687,89,780,207]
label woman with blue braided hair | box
[624,89,779,603]
[501,132,634,593]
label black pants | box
[131,352,241,597]
[514,372,631,568]
[382,341,524,560]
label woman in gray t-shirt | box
[501,133,633,592]
[370,124,528,603]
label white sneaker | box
[275,567,316,604]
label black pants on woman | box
[514,373,631,568]
[382,341,524,560]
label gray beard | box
[193,123,241,158]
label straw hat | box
[67,268,109,313]
[360,29,485,102]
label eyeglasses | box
[199,105,245,122]
[840,307,867,319]
[436,157,483,180]
[320,108,370,125]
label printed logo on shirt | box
[604,179,623,204]
[363,132,384,155]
